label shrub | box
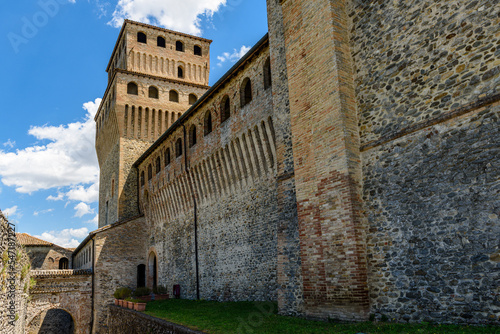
[154,285,168,294]
[114,287,132,299]
[134,287,151,297]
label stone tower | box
[95,20,211,228]
[267,0,369,320]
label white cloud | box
[74,202,94,218]
[33,209,54,216]
[35,227,89,248]
[66,183,99,203]
[47,193,64,201]
[86,214,99,227]
[0,99,101,195]
[3,206,18,217]
[3,139,15,149]
[109,0,227,35]
[217,45,251,66]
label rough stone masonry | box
[74,0,499,330]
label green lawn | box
[144,299,498,334]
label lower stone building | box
[16,233,73,270]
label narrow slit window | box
[221,95,230,123]
[189,125,197,148]
[156,156,161,174]
[264,57,272,90]
[204,111,212,136]
[241,78,252,107]
[176,138,183,157]
[165,148,171,166]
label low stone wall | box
[0,210,31,334]
[107,305,204,334]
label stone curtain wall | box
[349,0,500,324]
[362,102,500,324]
[139,42,280,302]
[0,211,30,334]
[107,305,204,334]
[350,0,499,146]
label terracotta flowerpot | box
[127,301,134,309]
[155,294,170,301]
[138,295,152,302]
[134,302,146,311]
[114,299,119,305]
[119,300,125,307]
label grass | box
[144,299,499,334]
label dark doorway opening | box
[137,264,146,288]
[37,309,74,334]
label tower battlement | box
[95,20,211,228]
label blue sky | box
[0,0,268,247]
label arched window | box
[140,171,145,187]
[127,82,138,95]
[176,41,184,52]
[264,57,272,90]
[156,156,161,174]
[148,164,152,181]
[241,78,252,107]
[157,36,166,48]
[165,148,171,166]
[189,125,197,148]
[149,86,159,99]
[194,45,202,56]
[178,66,184,78]
[175,138,183,157]
[137,32,147,44]
[189,94,197,105]
[221,95,230,123]
[59,258,69,270]
[204,111,212,136]
[169,90,179,103]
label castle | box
[22,0,500,332]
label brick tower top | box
[106,19,212,86]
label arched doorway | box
[29,308,74,334]
[59,258,69,269]
[147,252,157,289]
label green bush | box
[114,287,132,299]
[134,287,152,297]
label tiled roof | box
[16,233,54,246]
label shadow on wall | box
[34,309,74,334]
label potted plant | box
[113,288,121,305]
[114,287,132,308]
[126,298,135,310]
[153,285,170,300]
[133,287,152,302]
